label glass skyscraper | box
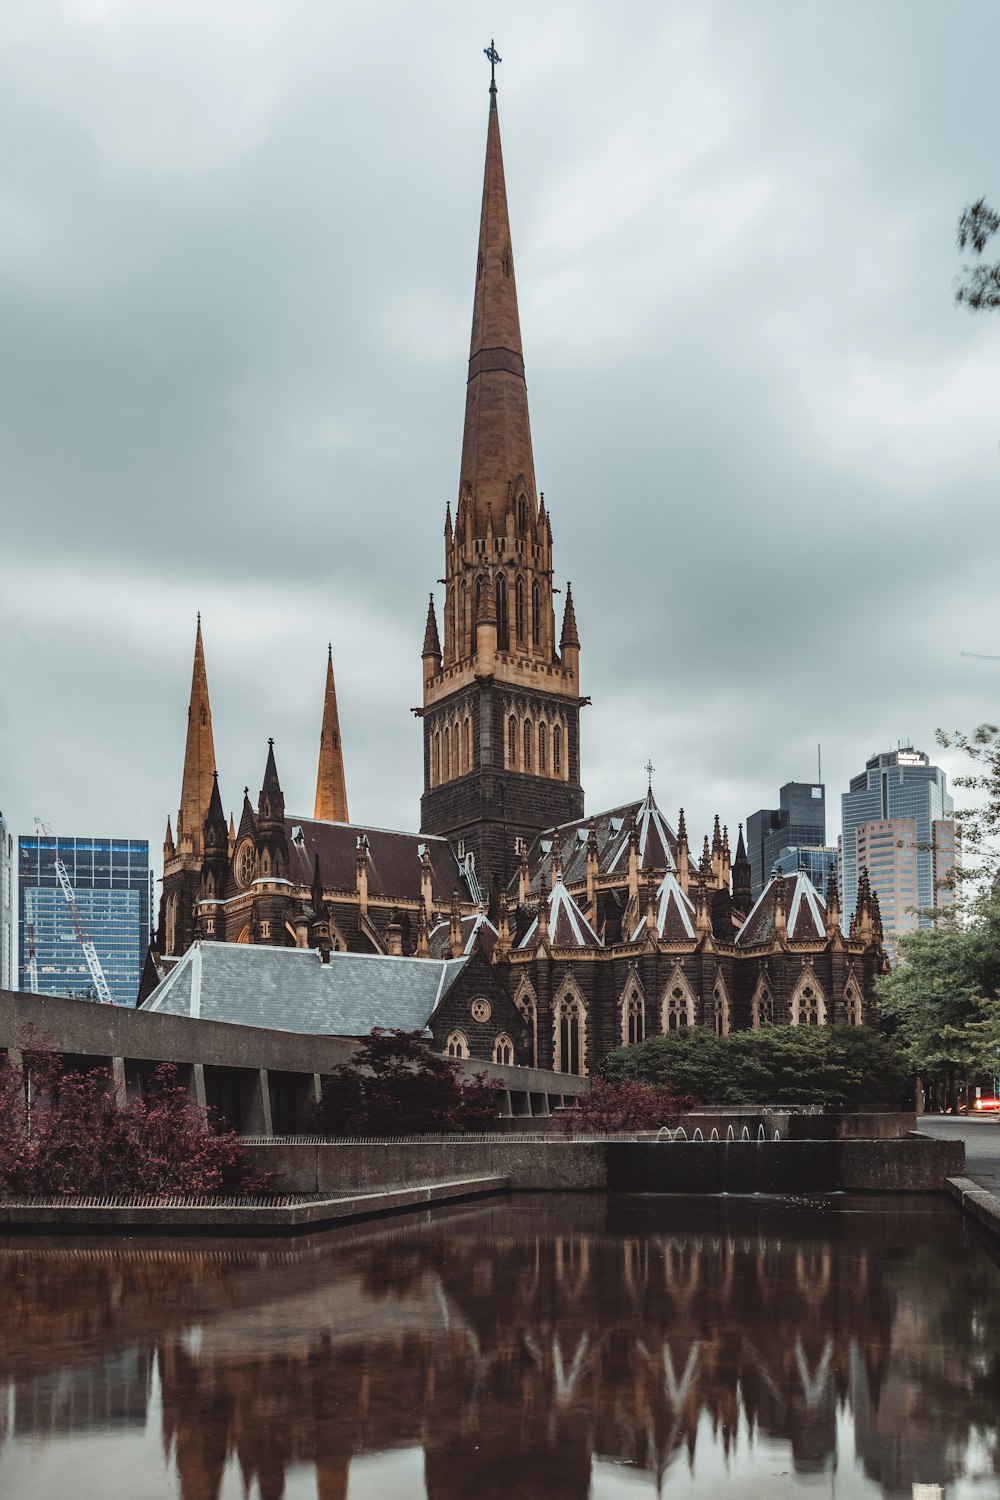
[0,813,13,992]
[18,836,151,1006]
[841,748,956,936]
[746,782,827,900]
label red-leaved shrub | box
[0,1039,264,1196]
[555,1079,697,1135]
[310,1029,505,1136]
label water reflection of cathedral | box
[0,1199,996,1499]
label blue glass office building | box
[746,782,827,900]
[18,836,151,1006]
[841,749,954,928]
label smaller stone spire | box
[450,889,464,959]
[314,646,349,824]
[559,582,580,650]
[422,595,442,660]
[163,815,175,859]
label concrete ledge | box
[245,1136,963,1196]
[0,1175,510,1232]
[945,1175,1000,1243]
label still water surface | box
[1,1195,998,1499]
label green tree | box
[877,893,1000,1110]
[956,198,1000,312]
[600,1026,907,1110]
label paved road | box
[918,1115,1000,1193]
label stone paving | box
[919,1115,1000,1193]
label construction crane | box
[20,851,38,994]
[34,819,114,1006]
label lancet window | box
[554,990,586,1075]
[532,581,541,646]
[553,724,563,777]
[493,1033,515,1066]
[538,721,548,774]
[623,988,645,1046]
[446,1031,470,1059]
[508,715,518,770]
[495,574,509,650]
[524,718,533,772]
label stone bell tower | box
[419,54,585,899]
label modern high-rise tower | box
[0,812,13,991]
[418,67,585,897]
[745,782,829,901]
[841,747,958,939]
[19,834,151,1005]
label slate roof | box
[736,871,828,948]
[515,786,678,897]
[427,912,498,960]
[281,817,473,904]
[141,941,469,1036]
[519,879,602,949]
[629,872,696,943]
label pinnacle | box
[177,615,217,860]
[560,581,580,650]
[315,648,349,822]
[422,594,442,659]
[261,739,282,795]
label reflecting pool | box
[1,1194,999,1498]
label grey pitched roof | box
[513,785,678,897]
[141,941,469,1036]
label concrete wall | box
[244,1134,964,1195]
[0,987,587,1134]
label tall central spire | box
[458,73,537,537]
[177,615,216,855]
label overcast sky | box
[2,0,999,890]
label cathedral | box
[145,67,888,1073]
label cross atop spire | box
[484,38,501,100]
[645,759,655,791]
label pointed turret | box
[560,583,580,650]
[422,595,442,670]
[825,862,842,939]
[202,768,228,906]
[257,739,288,884]
[313,646,349,823]
[732,823,752,914]
[560,581,580,683]
[176,615,217,858]
[163,815,175,860]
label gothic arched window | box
[845,984,862,1027]
[508,715,518,770]
[493,1033,515,1066]
[518,495,527,532]
[464,717,472,773]
[553,724,563,777]
[538,721,548,774]
[523,718,533,772]
[665,985,690,1032]
[459,581,467,653]
[555,993,585,1075]
[446,1030,469,1059]
[515,576,526,641]
[495,574,509,650]
[623,989,645,1046]
[532,580,541,646]
[443,725,451,782]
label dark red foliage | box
[0,1039,265,1196]
[555,1079,697,1135]
[310,1029,506,1136]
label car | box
[971,1095,1000,1113]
